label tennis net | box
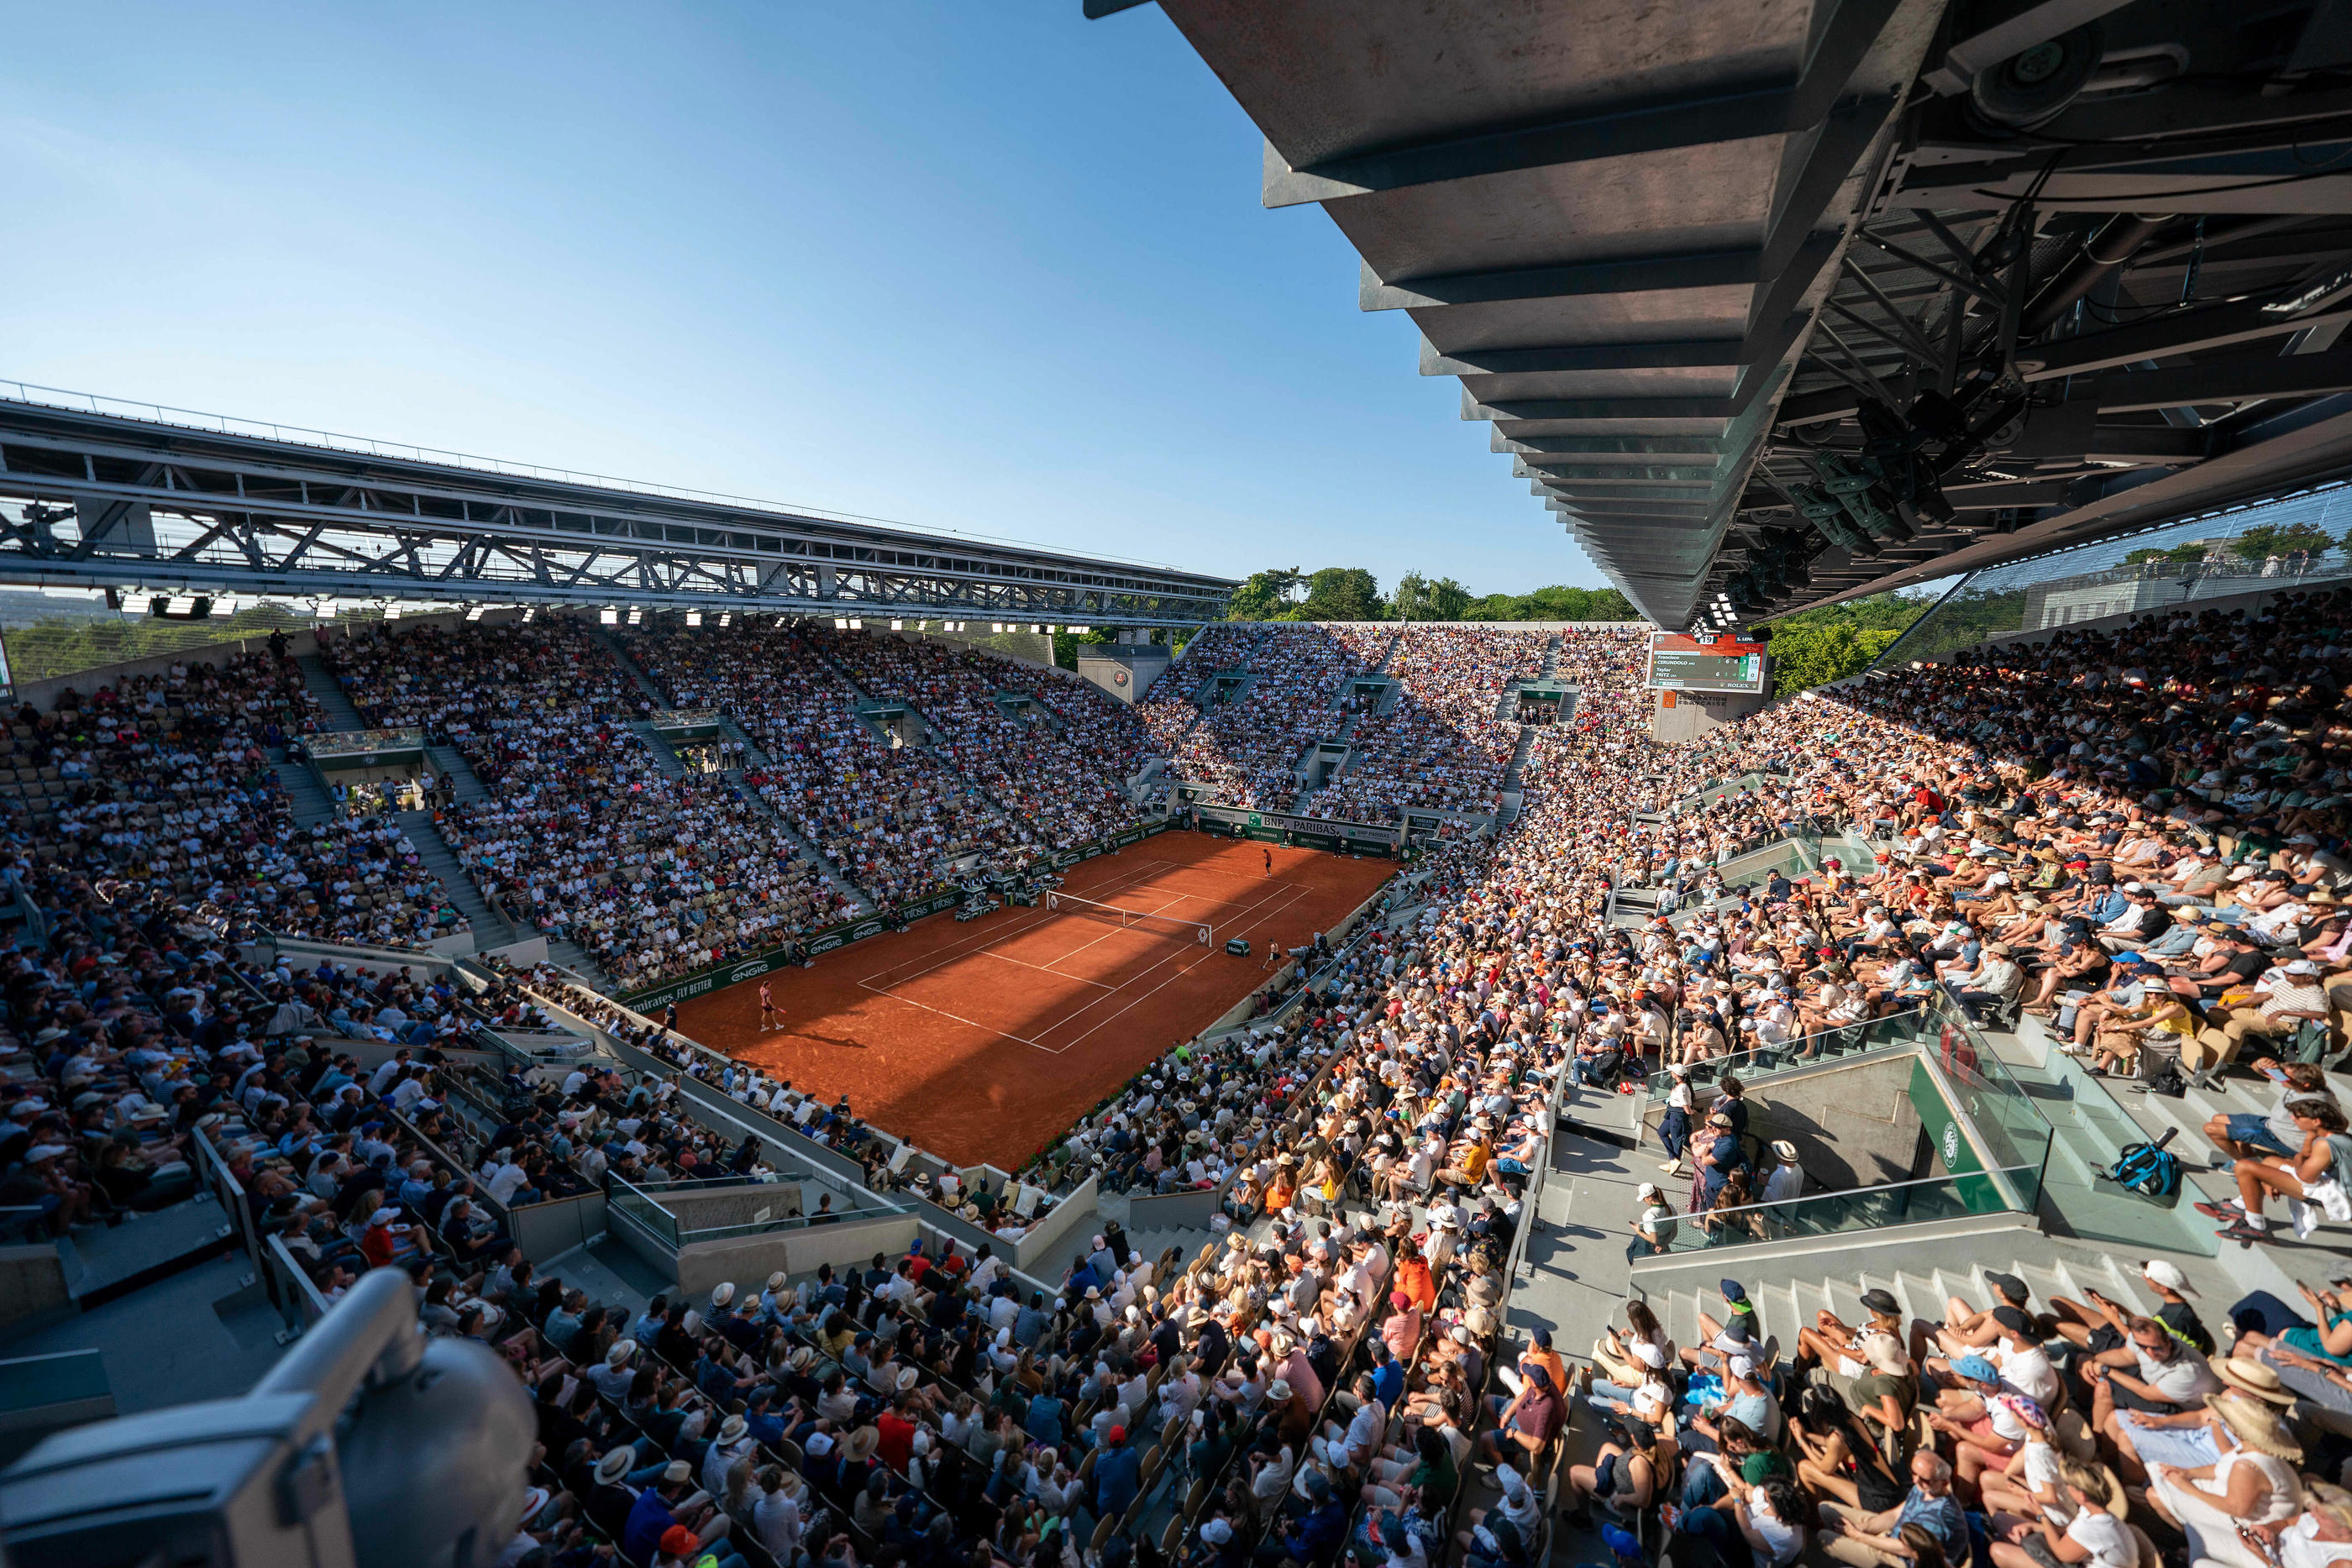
[1046,890,1211,946]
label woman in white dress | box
[2143,1392,2304,1568]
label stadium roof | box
[1100,0,2352,630]
[0,389,1236,625]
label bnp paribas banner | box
[619,818,1179,1011]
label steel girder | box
[0,399,1234,624]
[1104,0,2352,630]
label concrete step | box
[425,744,496,805]
[296,652,367,731]
[598,628,672,711]
[622,721,686,778]
[547,937,613,994]
[726,771,874,917]
[397,808,512,949]
[55,1191,239,1310]
[273,760,338,826]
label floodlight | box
[600,609,618,626]
[685,611,701,627]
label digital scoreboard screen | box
[1646,631,1768,695]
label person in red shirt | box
[875,1392,920,1472]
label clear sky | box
[0,1,1609,598]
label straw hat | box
[2211,1356,2297,1407]
[2205,1392,2302,1460]
[843,1426,882,1463]
[1267,1379,1294,1403]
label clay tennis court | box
[680,831,1394,1169]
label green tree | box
[1296,567,1383,621]
[1226,568,1303,621]
[1389,571,1473,621]
[1459,585,1641,621]
[2231,522,2334,561]
[1051,627,1113,670]
[1766,623,1904,696]
[2124,543,2208,566]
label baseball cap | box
[2141,1259,2196,1295]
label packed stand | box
[621,621,1024,910]
[806,627,1143,852]
[15,650,475,950]
[1306,627,1551,822]
[1136,625,1261,758]
[1173,627,1368,810]
[323,620,848,988]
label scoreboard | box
[1646,631,1768,695]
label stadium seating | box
[323,621,849,988]
[30,589,2352,1568]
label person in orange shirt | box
[1263,1155,1297,1214]
[1394,1250,1437,1314]
[1502,1328,1568,1400]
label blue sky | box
[0,1,1605,597]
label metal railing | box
[1642,1007,1934,1100]
[0,379,1196,574]
[1632,1162,2044,1257]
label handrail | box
[1638,1161,2042,1258]
[1641,1007,1931,1099]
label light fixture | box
[991,622,1005,633]
[685,611,702,627]
[1068,625,1089,634]
[465,605,487,621]
[523,606,538,623]
[626,606,643,625]
[719,612,732,627]
[600,609,619,626]
[890,619,905,631]
[834,617,848,629]
[774,616,791,628]
[848,617,863,630]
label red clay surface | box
[680,831,1395,1170]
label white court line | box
[848,849,1343,1055]
[1026,877,1312,1052]
[854,858,1168,990]
[978,949,1117,989]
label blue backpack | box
[2103,1127,2181,1200]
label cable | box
[1968,159,2352,203]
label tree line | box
[1222,566,1641,623]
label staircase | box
[397,809,514,950]
[273,761,337,826]
[627,721,688,778]
[51,1189,239,1313]
[295,653,366,731]
[717,720,876,919]
[595,627,669,714]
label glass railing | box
[1643,1007,1935,1101]
[1630,1162,2043,1260]
[1919,993,2055,1211]
[608,1177,682,1250]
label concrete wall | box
[1650,685,1770,743]
[1076,647,1172,706]
[1745,1057,1929,1190]
[672,1214,921,1298]
[657,1183,811,1231]
[0,1245,70,1330]
[1643,1054,1928,1192]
